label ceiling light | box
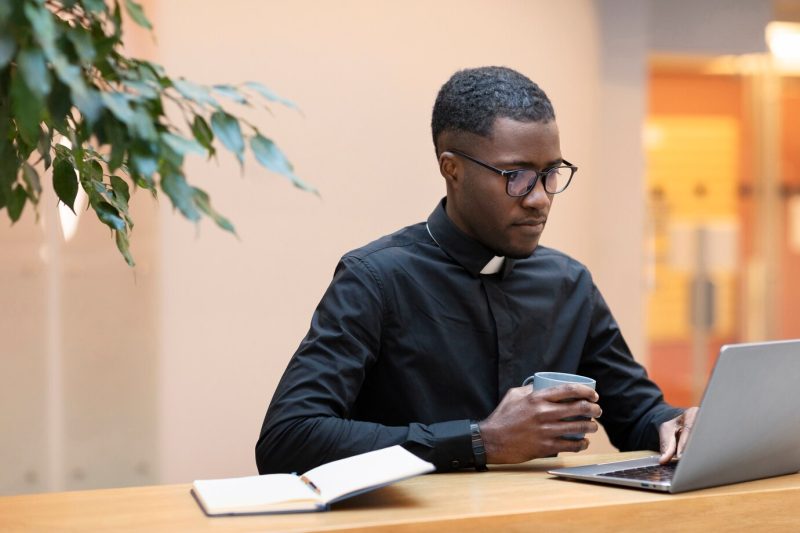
[766,21,800,62]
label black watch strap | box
[470,421,488,471]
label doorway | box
[645,57,800,406]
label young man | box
[256,66,697,474]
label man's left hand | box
[658,407,699,464]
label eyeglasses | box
[450,149,577,197]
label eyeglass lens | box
[507,167,571,196]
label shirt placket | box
[480,276,518,399]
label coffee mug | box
[522,372,596,440]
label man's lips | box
[513,218,547,227]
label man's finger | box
[658,421,678,464]
[676,424,692,458]
[676,408,699,458]
[539,384,599,403]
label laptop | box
[548,339,800,493]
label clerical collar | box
[480,255,505,274]
[426,199,515,278]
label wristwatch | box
[470,421,488,471]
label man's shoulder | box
[530,245,585,265]
[523,245,593,282]
[343,221,430,268]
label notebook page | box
[192,473,320,514]
[305,445,434,503]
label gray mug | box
[522,372,597,440]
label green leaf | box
[140,60,165,79]
[66,29,96,63]
[51,56,82,87]
[51,56,101,122]
[104,118,127,171]
[7,185,27,223]
[94,200,126,231]
[110,175,130,205]
[130,107,158,141]
[124,0,152,30]
[133,173,156,193]
[10,71,43,145]
[91,179,108,198]
[250,134,291,173]
[23,3,57,52]
[37,128,52,170]
[161,132,207,156]
[244,81,299,111]
[47,79,73,131]
[18,49,52,99]
[115,229,135,266]
[192,186,235,234]
[86,195,125,231]
[108,176,132,227]
[73,87,103,124]
[250,134,317,193]
[53,157,79,213]
[210,111,244,163]
[110,0,123,38]
[83,159,103,182]
[161,170,201,221]
[172,79,219,109]
[160,142,183,169]
[0,1,10,23]
[190,115,214,152]
[212,84,248,104]
[82,0,107,13]
[122,80,158,100]
[21,162,41,199]
[130,151,158,177]
[101,92,135,125]
[0,139,16,204]
[0,32,16,69]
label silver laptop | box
[548,339,800,493]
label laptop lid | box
[549,339,800,493]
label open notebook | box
[191,445,435,515]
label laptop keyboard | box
[598,462,677,482]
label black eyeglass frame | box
[449,149,577,197]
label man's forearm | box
[256,416,474,474]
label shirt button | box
[451,460,460,469]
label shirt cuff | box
[403,419,474,471]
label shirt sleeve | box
[577,283,684,452]
[255,255,474,474]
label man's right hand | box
[478,384,602,464]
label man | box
[256,66,697,474]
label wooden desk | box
[2,451,799,532]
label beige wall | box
[2,0,663,493]
[151,0,627,483]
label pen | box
[300,475,321,495]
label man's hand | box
[658,407,699,464]
[478,384,602,464]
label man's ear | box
[438,151,461,188]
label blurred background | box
[2,0,800,495]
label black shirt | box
[256,199,681,474]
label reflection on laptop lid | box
[548,339,800,493]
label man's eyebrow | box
[498,157,564,169]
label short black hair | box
[431,66,555,153]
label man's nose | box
[520,179,552,209]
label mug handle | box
[522,376,535,388]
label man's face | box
[442,117,562,258]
